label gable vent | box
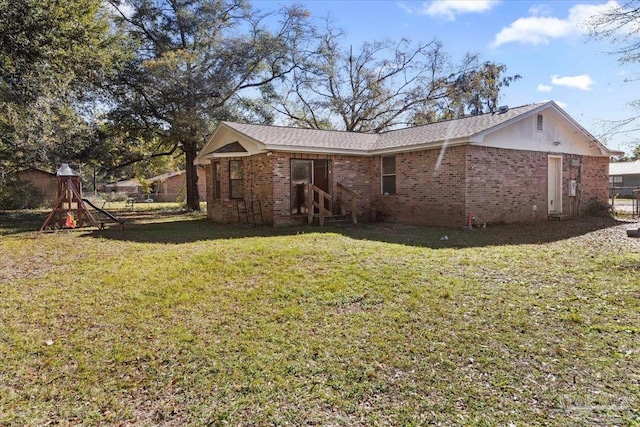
[536,114,543,131]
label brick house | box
[194,102,621,227]
[148,168,206,202]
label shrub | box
[99,191,129,202]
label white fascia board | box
[201,151,264,160]
[194,123,268,165]
[194,125,225,164]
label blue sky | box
[259,0,639,155]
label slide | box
[82,198,125,228]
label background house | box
[609,160,640,198]
[195,102,621,227]
[101,178,143,197]
[147,168,206,202]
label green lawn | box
[1,211,639,426]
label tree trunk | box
[184,144,200,211]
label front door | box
[290,159,330,215]
[548,156,562,214]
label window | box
[609,175,623,188]
[229,160,243,199]
[381,156,396,195]
[214,162,221,199]
[536,114,543,131]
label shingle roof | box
[610,160,640,175]
[222,103,544,153]
[223,122,378,151]
[374,103,543,150]
[147,170,184,182]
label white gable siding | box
[474,110,603,156]
[196,126,267,162]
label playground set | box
[40,164,125,231]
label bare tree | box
[588,0,640,150]
[271,23,462,133]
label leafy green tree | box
[416,61,521,124]
[107,0,312,210]
[0,0,129,172]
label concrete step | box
[548,213,570,221]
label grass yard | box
[1,210,639,426]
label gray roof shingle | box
[223,103,544,153]
[223,122,378,151]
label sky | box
[257,0,639,155]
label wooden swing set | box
[40,164,99,231]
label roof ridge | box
[224,121,375,135]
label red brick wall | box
[205,155,276,224]
[204,152,374,226]
[204,147,611,228]
[465,147,610,225]
[578,155,610,214]
[372,146,468,227]
[331,155,375,219]
[465,146,548,225]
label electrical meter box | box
[569,180,577,196]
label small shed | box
[15,167,57,207]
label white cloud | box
[400,0,500,20]
[528,5,552,16]
[108,1,135,19]
[551,74,595,91]
[492,1,620,47]
[537,84,553,92]
[492,16,573,47]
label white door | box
[548,156,562,214]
